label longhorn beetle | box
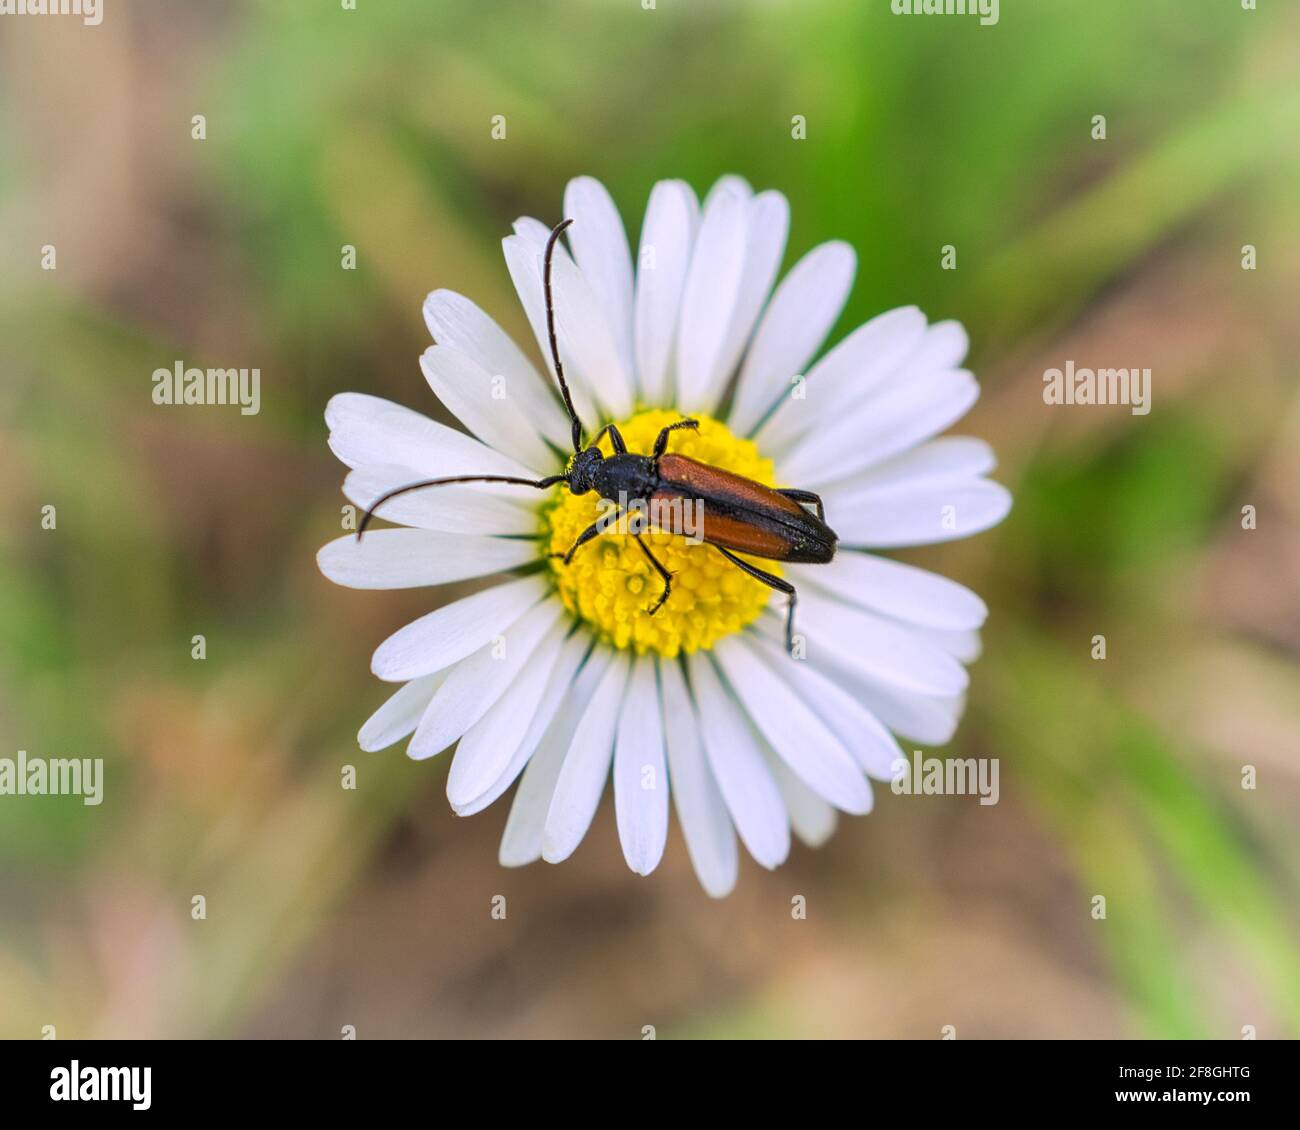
[358,217,839,652]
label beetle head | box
[565,445,604,495]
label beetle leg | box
[589,423,628,454]
[776,488,826,522]
[633,532,673,615]
[551,517,604,565]
[551,503,633,565]
[652,418,700,458]
[714,546,798,653]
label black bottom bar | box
[0,1038,1289,1115]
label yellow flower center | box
[543,408,780,657]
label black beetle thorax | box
[591,453,660,504]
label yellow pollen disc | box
[543,409,781,658]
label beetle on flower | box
[355,217,840,653]
[318,175,1011,897]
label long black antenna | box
[354,217,582,542]
[543,218,584,453]
[357,473,566,539]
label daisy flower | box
[318,175,1011,897]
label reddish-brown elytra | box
[358,217,838,652]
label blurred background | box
[1,0,1298,1039]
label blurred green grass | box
[1,0,1297,1037]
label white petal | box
[422,290,570,452]
[778,369,979,487]
[342,465,538,537]
[500,646,612,866]
[839,673,965,747]
[674,182,749,413]
[564,176,636,383]
[406,598,563,759]
[765,752,838,848]
[837,436,997,493]
[317,529,536,591]
[613,657,670,876]
[910,625,982,663]
[453,630,590,817]
[710,190,790,403]
[551,253,636,419]
[512,216,563,250]
[501,233,600,432]
[542,650,632,863]
[660,656,738,898]
[712,635,871,814]
[690,653,790,869]
[803,641,967,746]
[326,393,540,492]
[445,617,570,807]
[501,233,549,368]
[729,241,856,436]
[369,574,545,682]
[756,305,928,456]
[702,174,753,209]
[357,673,445,752]
[750,623,900,781]
[419,346,558,471]
[908,319,970,371]
[828,476,1013,548]
[634,179,698,406]
[797,586,968,698]
[791,551,987,631]
[760,314,970,466]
